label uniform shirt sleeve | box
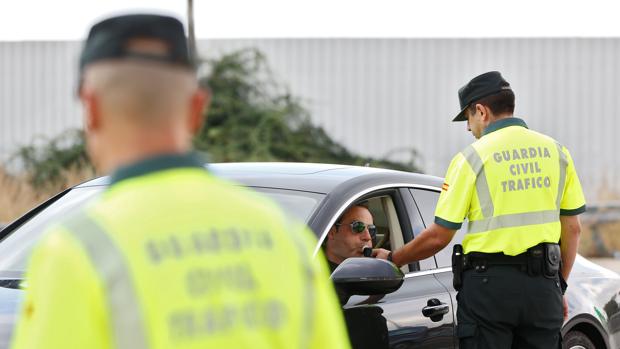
[295,224,351,349]
[559,147,586,216]
[434,152,476,229]
[10,228,110,349]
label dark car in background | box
[0,163,618,349]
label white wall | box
[0,42,82,158]
[1,38,618,202]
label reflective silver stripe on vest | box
[555,143,568,209]
[287,220,314,349]
[64,215,149,349]
[467,209,560,234]
[462,145,494,218]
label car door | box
[409,188,469,347]
[335,187,456,349]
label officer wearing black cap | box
[377,71,586,348]
[453,71,513,122]
[11,14,350,349]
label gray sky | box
[1,0,619,41]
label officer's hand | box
[372,248,391,260]
[563,296,568,321]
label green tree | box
[196,48,421,170]
[11,129,91,189]
[13,48,421,188]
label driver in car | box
[325,204,392,349]
[325,204,391,273]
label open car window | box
[325,188,431,274]
[365,195,408,273]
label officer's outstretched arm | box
[390,223,456,267]
[559,215,582,281]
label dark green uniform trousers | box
[457,265,563,349]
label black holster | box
[527,243,561,278]
[452,244,464,290]
[543,243,561,278]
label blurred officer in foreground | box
[11,14,350,349]
[376,71,585,348]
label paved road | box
[589,257,620,274]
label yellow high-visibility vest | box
[435,118,586,255]
[11,153,350,349]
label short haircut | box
[468,90,515,116]
[336,203,370,224]
[82,61,197,124]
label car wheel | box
[563,330,596,349]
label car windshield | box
[0,186,103,274]
[249,187,323,224]
[0,185,323,273]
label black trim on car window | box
[401,188,438,271]
[0,188,72,241]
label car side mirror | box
[330,257,404,296]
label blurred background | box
[0,0,618,258]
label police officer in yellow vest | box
[376,71,585,348]
[11,14,350,349]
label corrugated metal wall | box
[1,39,619,202]
[0,41,82,158]
[199,38,620,202]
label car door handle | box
[422,298,449,320]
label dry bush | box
[0,166,94,224]
[579,181,620,257]
[580,220,620,257]
[0,168,44,223]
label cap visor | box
[452,108,468,122]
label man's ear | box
[80,89,101,133]
[188,88,209,135]
[328,226,337,239]
[476,103,491,122]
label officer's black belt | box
[464,251,529,268]
[453,243,562,289]
[463,242,561,275]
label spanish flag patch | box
[442,183,449,191]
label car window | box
[250,187,324,224]
[399,188,436,271]
[324,189,430,274]
[0,185,320,275]
[410,188,467,268]
[324,195,397,253]
[0,186,102,273]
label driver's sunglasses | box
[335,220,377,238]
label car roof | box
[76,162,443,194]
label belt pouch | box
[543,244,561,278]
[527,245,544,276]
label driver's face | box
[327,206,374,264]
